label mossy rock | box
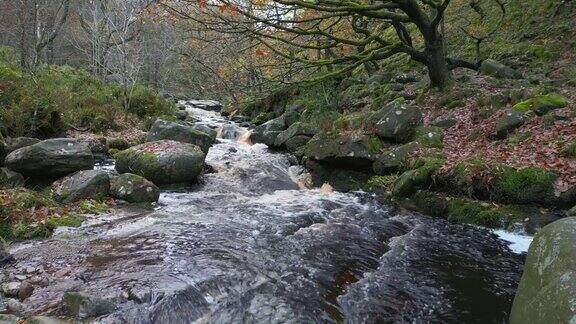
[392,158,443,198]
[110,173,160,203]
[414,126,443,148]
[430,115,457,129]
[115,140,205,186]
[493,167,557,205]
[146,119,214,153]
[480,59,523,79]
[368,101,423,143]
[373,142,421,175]
[494,110,525,139]
[513,94,567,115]
[304,132,382,169]
[107,138,130,150]
[275,122,317,147]
[439,157,497,198]
[52,170,110,203]
[333,112,366,131]
[510,217,576,324]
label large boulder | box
[5,139,94,179]
[480,59,523,79]
[192,124,217,140]
[219,124,242,140]
[392,158,443,198]
[250,117,287,147]
[115,140,205,185]
[369,101,423,143]
[275,122,317,147]
[303,132,382,169]
[285,135,311,153]
[510,217,576,324]
[52,170,110,203]
[0,168,25,187]
[146,119,214,153]
[110,173,160,203]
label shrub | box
[124,84,175,118]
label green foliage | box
[124,84,175,118]
[294,80,340,128]
[0,49,174,137]
[78,200,109,214]
[366,175,399,192]
[560,140,576,157]
[494,167,557,205]
[108,138,130,150]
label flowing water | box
[3,105,527,323]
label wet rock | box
[146,119,214,153]
[275,122,317,148]
[510,217,576,323]
[115,140,206,185]
[373,142,421,175]
[1,282,21,298]
[0,168,25,187]
[480,59,523,79]
[192,124,217,140]
[219,124,242,140]
[52,170,110,203]
[369,101,423,143]
[4,139,94,179]
[24,316,69,324]
[18,281,34,300]
[187,99,222,112]
[62,292,117,320]
[250,117,287,146]
[494,110,525,139]
[304,132,382,169]
[110,173,160,203]
[0,314,19,323]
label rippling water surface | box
[5,105,525,323]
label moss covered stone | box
[115,140,205,186]
[494,110,525,139]
[510,217,576,324]
[369,101,423,143]
[414,126,443,148]
[304,132,383,169]
[392,157,443,197]
[146,119,214,153]
[107,138,130,150]
[513,94,567,115]
[373,142,422,175]
[494,167,557,205]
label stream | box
[3,105,529,323]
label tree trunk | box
[424,34,452,90]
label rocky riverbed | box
[1,105,528,323]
